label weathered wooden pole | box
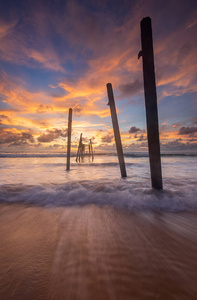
[66,108,72,171]
[76,133,82,162]
[89,143,91,157]
[90,139,94,161]
[81,143,85,160]
[139,17,162,189]
[106,83,127,178]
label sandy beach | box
[0,203,197,300]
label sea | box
[0,152,196,212]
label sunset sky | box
[0,0,197,153]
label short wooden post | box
[81,143,85,160]
[139,17,162,189]
[76,133,82,162]
[106,83,127,178]
[66,108,72,171]
[89,143,91,157]
[90,139,94,161]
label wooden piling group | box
[66,17,163,189]
[76,134,94,162]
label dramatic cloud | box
[119,80,143,97]
[178,126,197,136]
[0,129,34,145]
[129,126,141,134]
[136,134,146,142]
[161,139,197,151]
[0,114,10,125]
[73,105,83,116]
[37,128,67,143]
[0,0,196,152]
[36,104,53,114]
[101,134,114,143]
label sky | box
[0,0,197,153]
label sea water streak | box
[0,153,196,212]
[0,153,197,300]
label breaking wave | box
[0,179,197,212]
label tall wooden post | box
[139,17,162,189]
[66,108,72,170]
[106,83,127,178]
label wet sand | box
[0,203,197,300]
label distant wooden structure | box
[76,134,94,162]
[66,108,72,171]
[138,17,163,189]
[106,83,127,178]
[89,139,94,161]
[76,133,83,162]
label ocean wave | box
[0,153,68,158]
[0,180,197,212]
[40,162,143,168]
[0,152,196,158]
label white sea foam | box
[1,154,196,211]
[0,179,197,212]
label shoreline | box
[0,203,197,299]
